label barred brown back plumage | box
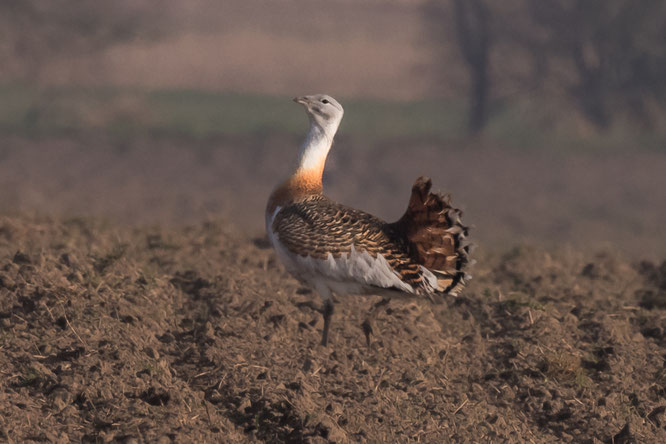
[271,195,431,292]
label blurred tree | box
[527,0,666,128]
[452,0,492,134]
[427,0,665,132]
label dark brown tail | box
[393,176,471,295]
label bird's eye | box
[321,99,329,104]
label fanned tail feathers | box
[394,176,472,296]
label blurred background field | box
[0,0,665,257]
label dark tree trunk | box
[571,34,611,129]
[453,0,491,134]
[470,51,489,134]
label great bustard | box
[266,94,471,346]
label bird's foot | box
[296,300,322,314]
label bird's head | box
[293,94,344,136]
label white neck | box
[296,122,336,174]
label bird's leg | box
[361,298,390,347]
[321,299,334,346]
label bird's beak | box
[293,96,309,106]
